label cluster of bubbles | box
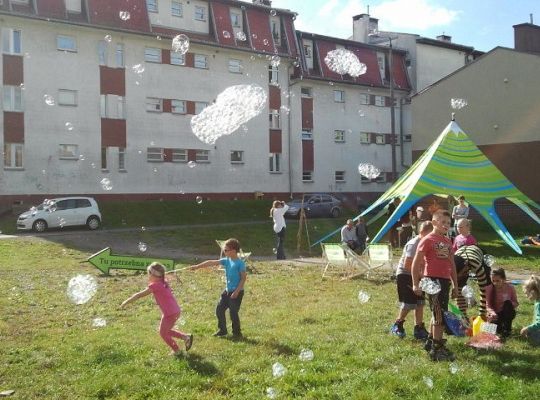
[272,362,287,378]
[235,31,247,41]
[298,349,314,361]
[483,254,496,267]
[357,290,370,303]
[119,11,130,21]
[100,178,113,191]
[138,242,148,252]
[480,321,498,335]
[357,163,381,179]
[104,35,112,43]
[92,317,107,328]
[44,95,55,106]
[280,105,290,115]
[191,84,267,145]
[65,122,74,131]
[324,49,367,77]
[451,98,468,110]
[423,376,434,389]
[66,275,98,305]
[270,55,281,67]
[172,34,190,54]
[419,277,441,295]
[132,64,145,75]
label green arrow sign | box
[87,247,174,275]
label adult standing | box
[387,198,401,248]
[452,195,469,232]
[355,217,369,253]
[270,200,289,260]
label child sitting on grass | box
[120,262,193,356]
[520,275,540,346]
[189,238,247,339]
[486,268,519,338]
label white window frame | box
[269,153,281,173]
[195,150,209,162]
[172,148,187,162]
[268,65,279,84]
[116,43,125,67]
[147,0,158,13]
[194,101,208,114]
[334,90,345,103]
[57,35,77,52]
[230,150,244,164]
[59,144,78,160]
[194,5,206,21]
[230,12,241,27]
[3,143,24,169]
[303,44,312,58]
[118,147,126,171]
[58,89,78,106]
[3,86,23,111]
[147,147,164,162]
[360,132,371,144]
[65,0,82,13]
[2,28,22,55]
[375,95,385,107]
[359,94,370,105]
[335,171,346,182]
[271,19,280,44]
[228,59,242,74]
[301,130,312,140]
[269,110,281,129]
[100,94,107,117]
[194,54,208,69]
[98,40,107,65]
[334,130,345,143]
[171,99,186,114]
[171,1,183,17]
[302,171,313,182]
[144,47,162,63]
[117,96,125,119]
[300,87,312,98]
[375,134,386,144]
[170,52,185,65]
[146,97,163,112]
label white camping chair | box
[321,243,353,278]
[364,243,394,277]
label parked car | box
[285,193,342,218]
[17,197,102,232]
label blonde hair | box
[523,275,540,301]
[147,262,166,279]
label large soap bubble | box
[172,34,189,54]
[324,49,367,77]
[67,275,98,305]
[420,277,441,295]
[358,163,381,179]
[191,84,267,145]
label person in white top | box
[270,200,289,260]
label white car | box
[17,197,102,232]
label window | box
[144,47,161,63]
[171,99,186,114]
[195,150,209,162]
[335,171,345,182]
[231,150,244,163]
[170,52,185,65]
[147,0,158,12]
[360,175,371,183]
[116,44,124,67]
[147,147,164,162]
[59,144,78,159]
[57,35,77,52]
[302,130,312,140]
[100,95,107,117]
[334,130,345,143]
[3,86,23,111]
[58,89,77,106]
[101,147,108,169]
[117,96,125,119]
[375,134,386,144]
[76,198,91,208]
[194,5,206,21]
[303,44,312,58]
[302,171,313,181]
[172,148,187,162]
[171,1,183,17]
[360,132,370,144]
[100,95,124,119]
[271,19,280,43]
[229,59,242,73]
[269,110,281,129]
[230,12,241,27]
[404,134,412,142]
[118,147,126,170]
[4,143,23,169]
[146,97,162,112]
[301,87,312,97]
[268,65,279,84]
[375,95,385,107]
[334,90,345,103]
[2,28,22,54]
[269,153,280,172]
[359,94,369,105]
[97,40,107,65]
[375,174,386,183]
[194,101,208,114]
[65,0,82,13]
[194,54,208,69]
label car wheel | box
[331,208,341,218]
[33,219,48,233]
[87,216,101,230]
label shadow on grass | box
[474,346,540,381]
[265,338,296,356]
[176,352,221,376]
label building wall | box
[411,47,540,201]
[415,43,467,92]
[148,0,210,34]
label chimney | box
[436,34,452,42]
[352,14,378,43]
[252,0,272,6]
[513,22,540,54]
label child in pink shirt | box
[452,219,477,252]
[486,267,519,338]
[121,262,193,355]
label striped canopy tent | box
[314,120,540,254]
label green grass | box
[1,239,540,399]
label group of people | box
[340,218,369,253]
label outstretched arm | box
[190,259,221,270]
[120,287,151,308]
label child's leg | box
[216,290,230,334]
[160,313,181,352]
[497,300,516,335]
[229,290,244,336]
[414,305,424,325]
[169,310,189,341]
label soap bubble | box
[67,275,98,305]
[461,285,474,299]
[280,105,290,115]
[104,35,112,43]
[119,11,130,21]
[270,10,277,16]
[266,387,277,399]
[19,83,25,90]
[358,163,381,179]
[191,84,267,145]
[132,64,145,74]
[235,31,247,41]
[272,248,277,254]
[44,95,55,106]
[65,122,74,131]
[263,39,269,46]
[298,349,314,361]
[196,196,203,204]
[100,178,113,191]
[138,242,147,252]
[172,34,190,54]
[423,376,433,389]
[483,254,496,267]
[272,362,287,378]
[92,317,107,328]
[449,362,459,374]
[420,277,441,295]
[270,55,281,67]
[451,98,468,110]
[141,226,146,232]
[187,161,196,169]
[358,290,370,303]
[324,49,367,77]
[223,30,231,39]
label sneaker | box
[213,330,227,337]
[423,337,433,352]
[414,323,429,340]
[390,320,406,338]
[429,345,455,362]
[185,334,193,351]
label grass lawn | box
[1,238,539,399]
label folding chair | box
[321,243,353,279]
[215,240,252,263]
[364,243,394,277]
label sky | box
[253,0,540,52]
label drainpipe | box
[287,62,301,199]
[399,97,405,167]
